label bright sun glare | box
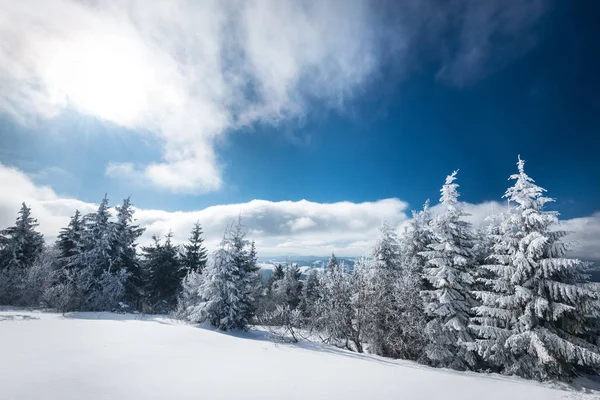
[45,35,153,127]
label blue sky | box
[0,1,598,258]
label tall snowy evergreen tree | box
[469,157,600,380]
[400,200,433,277]
[69,195,128,311]
[272,263,285,280]
[181,222,208,274]
[142,231,183,312]
[112,198,145,307]
[420,171,478,370]
[272,264,303,309]
[0,203,45,270]
[183,221,260,330]
[267,263,285,298]
[56,210,83,262]
[0,203,45,304]
[326,253,339,273]
[364,222,405,358]
[317,261,361,351]
[73,195,115,275]
[300,268,321,320]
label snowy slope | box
[0,310,597,400]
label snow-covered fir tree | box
[364,222,405,358]
[181,221,208,274]
[177,269,203,319]
[72,195,115,274]
[142,231,183,312]
[272,264,303,309]
[326,253,339,273]
[469,156,600,380]
[266,263,285,299]
[317,261,361,351]
[56,209,83,262]
[272,263,285,280]
[182,221,259,331]
[0,203,46,304]
[420,171,479,370]
[0,202,45,270]
[69,195,128,311]
[299,268,321,320]
[348,257,371,353]
[399,200,434,278]
[18,246,59,307]
[113,198,145,307]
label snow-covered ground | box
[0,309,598,400]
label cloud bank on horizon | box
[1,163,598,262]
[0,0,547,193]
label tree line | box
[1,156,599,382]
[0,196,209,313]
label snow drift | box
[0,310,597,400]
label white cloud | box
[0,163,407,256]
[1,0,547,193]
[1,163,597,260]
[0,0,378,193]
[562,213,600,263]
[436,201,600,263]
[0,164,97,238]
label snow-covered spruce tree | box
[364,222,405,358]
[0,202,45,270]
[177,269,203,319]
[266,263,285,300]
[469,156,600,380]
[348,257,371,353]
[56,210,84,263]
[272,264,303,309]
[181,221,208,274]
[326,253,339,273]
[299,268,321,321]
[316,261,362,351]
[69,195,128,311]
[420,171,479,370]
[183,222,260,331]
[142,231,183,313]
[0,203,45,304]
[261,264,304,341]
[400,200,434,278]
[112,198,145,308]
[18,246,60,307]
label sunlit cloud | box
[1,0,547,193]
[1,163,597,260]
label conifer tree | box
[365,222,405,358]
[326,253,339,273]
[272,263,285,280]
[317,261,362,351]
[56,210,83,262]
[469,157,600,380]
[181,222,208,274]
[0,203,45,270]
[69,195,129,311]
[400,200,433,277]
[0,203,45,304]
[272,264,303,309]
[267,263,285,298]
[177,268,203,319]
[420,171,478,370]
[142,231,182,312]
[300,268,321,319]
[183,221,260,330]
[73,195,115,275]
[113,198,145,307]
